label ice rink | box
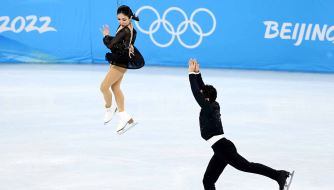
[1,64,334,190]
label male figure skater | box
[188,58,293,190]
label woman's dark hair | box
[202,85,217,103]
[117,5,139,21]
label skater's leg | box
[111,74,125,112]
[226,146,279,181]
[215,139,290,190]
[203,154,227,190]
[106,66,135,133]
[100,65,125,108]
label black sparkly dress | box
[103,26,145,69]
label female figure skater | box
[100,5,144,133]
[188,59,293,190]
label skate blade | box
[117,122,138,135]
[285,170,295,190]
[104,120,111,125]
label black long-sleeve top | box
[103,27,136,53]
[189,73,224,140]
[102,26,144,69]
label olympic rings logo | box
[135,6,216,49]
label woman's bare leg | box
[111,75,125,112]
[100,65,126,108]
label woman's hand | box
[101,24,110,36]
[129,45,135,58]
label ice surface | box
[0,64,333,190]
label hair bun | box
[132,14,140,21]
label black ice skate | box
[277,170,295,190]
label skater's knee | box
[235,162,257,173]
[100,83,110,92]
[111,83,121,92]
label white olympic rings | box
[135,6,216,48]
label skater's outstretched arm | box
[188,59,210,108]
[196,71,205,89]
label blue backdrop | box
[1,0,334,72]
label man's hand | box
[188,58,200,73]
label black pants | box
[203,138,279,190]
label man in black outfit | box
[188,58,291,190]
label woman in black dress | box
[100,5,144,133]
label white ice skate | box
[116,111,137,135]
[104,106,118,125]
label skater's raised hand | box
[188,58,196,72]
[101,24,110,36]
[194,60,200,73]
[188,58,200,73]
